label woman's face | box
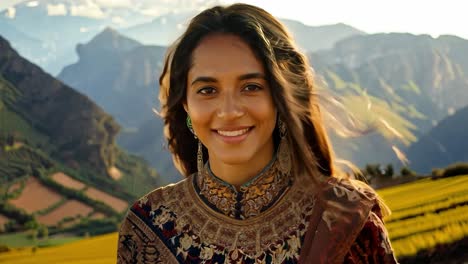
[185,33,276,167]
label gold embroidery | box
[196,155,291,219]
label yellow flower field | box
[380,174,468,257]
[0,233,118,264]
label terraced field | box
[51,172,86,191]
[0,174,466,263]
[8,177,63,214]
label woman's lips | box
[213,127,253,143]
[217,127,250,136]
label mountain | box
[58,28,161,128]
[311,34,468,120]
[58,27,144,124]
[0,35,163,197]
[57,28,180,182]
[406,105,468,173]
[309,33,468,167]
[280,20,365,51]
[0,36,117,176]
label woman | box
[117,3,398,263]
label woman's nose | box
[217,93,245,119]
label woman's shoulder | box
[325,176,378,198]
[126,175,194,219]
[117,177,193,263]
[300,176,396,262]
[322,176,387,217]
[316,176,379,216]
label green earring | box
[186,116,196,138]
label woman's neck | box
[208,151,274,189]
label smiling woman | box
[185,34,277,186]
[117,3,398,263]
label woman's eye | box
[197,87,217,95]
[243,84,262,92]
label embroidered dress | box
[117,156,398,263]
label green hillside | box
[0,36,164,237]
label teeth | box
[217,128,250,137]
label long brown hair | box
[159,3,337,183]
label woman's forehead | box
[188,33,266,79]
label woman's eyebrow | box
[190,72,266,86]
[191,76,217,86]
[238,72,266,81]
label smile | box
[217,127,251,137]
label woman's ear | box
[183,103,188,113]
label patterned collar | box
[194,154,293,220]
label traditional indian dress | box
[117,155,398,263]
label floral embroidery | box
[196,155,292,220]
[200,245,215,260]
[151,205,177,228]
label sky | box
[1,0,467,39]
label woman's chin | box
[214,154,253,166]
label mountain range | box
[309,33,468,168]
[0,0,364,75]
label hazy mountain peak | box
[276,19,365,52]
[75,26,141,59]
[280,19,365,34]
[91,26,141,47]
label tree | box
[400,166,416,176]
[38,225,49,241]
[384,164,394,178]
